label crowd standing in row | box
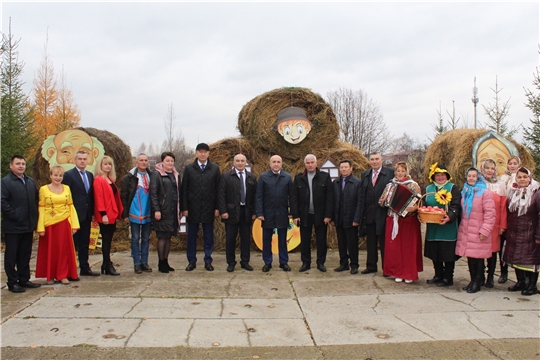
[2,146,539,296]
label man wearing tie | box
[360,152,394,274]
[218,154,257,272]
[62,151,99,276]
[331,159,363,274]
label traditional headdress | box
[428,162,452,183]
[461,167,487,219]
[508,167,539,216]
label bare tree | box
[431,101,448,139]
[446,100,461,130]
[327,88,392,155]
[160,102,194,176]
[483,76,516,137]
[163,103,176,151]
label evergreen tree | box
[523,68,540,179]
[1,20,37,177]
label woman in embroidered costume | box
[379,162,423,283]
[424,163,462,287]
[36,165,80,285]
[503,167,540,296]
[480,159,508,287]
[93,156,124,276]
[455,167,496,293]
[497,155,521,283]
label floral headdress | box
[428,162,452,183]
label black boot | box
[102,261,120,276]
[158,260,169,274]
[521,272,539,296]
[437,261,454,287]
[467,259,483,293]
[498,262,508,283]
[485,254,496,288]
[427,261,444,284]
[165,259,175,272]
[508,269,527,291]
[463,258,475,291]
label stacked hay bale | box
[423,129,535,189]
[208,87,370,252]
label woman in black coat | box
[150,152,181,273]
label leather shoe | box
[350,267,359,275]
[8,284,25,293]
[426,276,442,284]
[205,263,214,271]
[334,265,350,272]
[360,268,377,274]
[227,264,235,272]
[68,277,80,282]
[498,273,508,283]
[19,281,41,288]
[279,263,291,272]
[185,263,196,271]
[262,264,272,272]
[80,269,100,276]
[134,264,142,274]
[317,264,327,272]
[241,263,253,271]
[299,264,310,272]
[437,278,454,287]
[141,263,152,272]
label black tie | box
[201,164,206,171]
[239,172,246,204]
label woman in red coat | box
[93,156,123,276]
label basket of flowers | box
[418,190,451,224]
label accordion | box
[379,183,421,218]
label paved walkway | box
[1,249,539,359]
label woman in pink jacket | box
[456,167,496,293]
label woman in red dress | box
[93,156,123,276]
[36,165,79,284]
[380,162,423,283]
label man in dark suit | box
[331,159,363,274]
[1,155,40,292]
[255,155,295,272]
[181,143,221,271]
[218,154,257,272]
[62,150,99,276]
[360,152,394,274]
[292,154,333,272]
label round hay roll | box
[423,129,535,189]
[237,87,341,162]
[209,138,255,173]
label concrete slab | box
[1,318,141,347]
[466,310,540,338]
[442,291,540,311]
[187,319,250,347]
[15,297,142,318]
[126,298,223,318]
[222,298,303,318]
[243,318,314,347]
[126,319,193,347]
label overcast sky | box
[3,2,539,153]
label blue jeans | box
[187,222,214,264]
[130,222,151,265]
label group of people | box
[2,147,539,297]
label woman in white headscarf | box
[503,167,540,296]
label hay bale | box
[237,87,341,162]
[32,127,133,187]
[209,138,255,173]
[423,129,535,189]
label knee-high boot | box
[463,258,476,291]
[508,269,527,291]
[521,271,539,296]
[485,254,496,288]
[427,261,444,284]
[437,261,455,287]
[467,258,483,293]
